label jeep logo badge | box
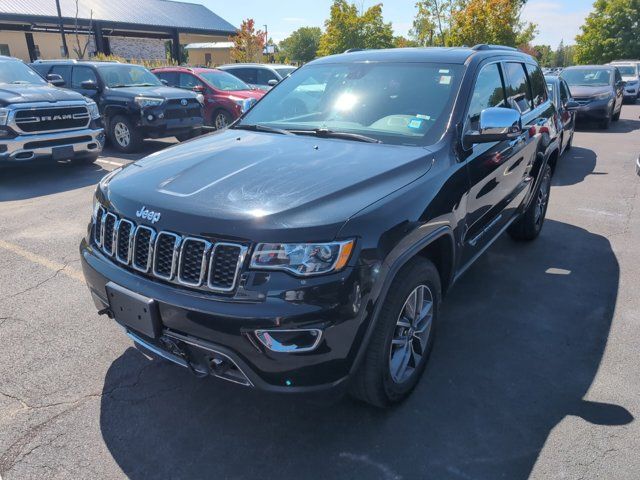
[181,99,188,106]
[136,206,161,224]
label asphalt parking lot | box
[1,106,639,480]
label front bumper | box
[574,98,613,121]
[80,238,368,393]
[0,127,104,163]
[624,84,639,99]
[138,107,203,137]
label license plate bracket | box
[52,145,74,160]
[106,282,161,338]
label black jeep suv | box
[31,60,203,153]
[81,46,559,407]
[1,56,104,165]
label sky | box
[201,0,593,47]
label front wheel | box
[108,115,142,153]
[508,163,552,241]
[349,257,441,408]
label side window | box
[559,80,570,104]
[257,68,278,85]
[0,44,10,56]
[614,68,622,84]
[51,65,72,86]
[504,62,533,114]
[467,63,506,131]
[156,71,177,86]
[71,66,97,88]
[178,73,204,90]
[230,68,257,85]
[525,64,547,107]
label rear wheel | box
[508,163,552,241]
[349,257,441,408]
[108,115,142,153]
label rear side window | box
[71,66,97,88]
[559,80,570,104]
[51,65,71,85]
[467,63,506,131]
[155,71,177,86]
[504,62,533,114]
[525,64,547,107]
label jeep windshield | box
[98,65,162,88]
[0,60,47,86]
[237,62,463,146]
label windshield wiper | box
[232,123,294,136]
[289,128,382,143]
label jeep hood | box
[104,129,433,242]
[0,83,85,106]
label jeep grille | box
[94,207,247,293]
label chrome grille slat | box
[153,232,181,280]
[115,219,135,264]
[101,213,117,256]
[92,210,245,293]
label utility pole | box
[55,0,69,58]
[263,24,270,63]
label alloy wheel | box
[114,122,131,147]
[535,170,551,225]
[388,284,434,384]
[214,113,228,130]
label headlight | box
[0,108,8,126]
[230,97,255,113]
[250,240,355,276]
[134,96,164,108]
[594,91,612,100]
[86,100,100,120]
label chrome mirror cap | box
[464,107,523,146]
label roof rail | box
[32,59,78,64]
[472,44,519,52]
[344,48,366,53]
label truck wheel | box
[349,257,441,408]
[212,110,232,130]
[508,163,552,241]
[109,115,142,153]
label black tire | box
[211,109,232,130]
[108,115,142,153]
[508,163,552,241]
[349,257,441,408]
[612,106,621,122]
[599,115,611,129]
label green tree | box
[531,44,554,67]
[279,27,322,64]
[410,0,456,47]
[317,0,394,56]
[554,40,566,67]
[447,0,536,47]
[393,35,419,48]
[575,0,640,64]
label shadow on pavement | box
[99,219,628,479]
[576,116,640,134]
[552,146,600,187]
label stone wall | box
[108,36,166,60]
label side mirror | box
[565,100,580,111]
[192,84,205,93]
[160,79,169,86]
[46,73,65,87]
[267,79,279,87]
[80,80,99,90]
[464,107,523,146]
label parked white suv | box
[609,61,640,102]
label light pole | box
[55,0,69,58]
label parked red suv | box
[153,67,264,129]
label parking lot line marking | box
[96,159,126,167]
[0,239,84,283]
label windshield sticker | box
[439,75,451,85]
[408,119,423,129]
[416,114,431,120]
[439,69,450,74]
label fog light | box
[147,114,154,121]
[255,329,322,353]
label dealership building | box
[0,0,236,63]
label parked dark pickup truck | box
[31,60,204,153]
[0,56,104,165]
[81,45,559,407]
